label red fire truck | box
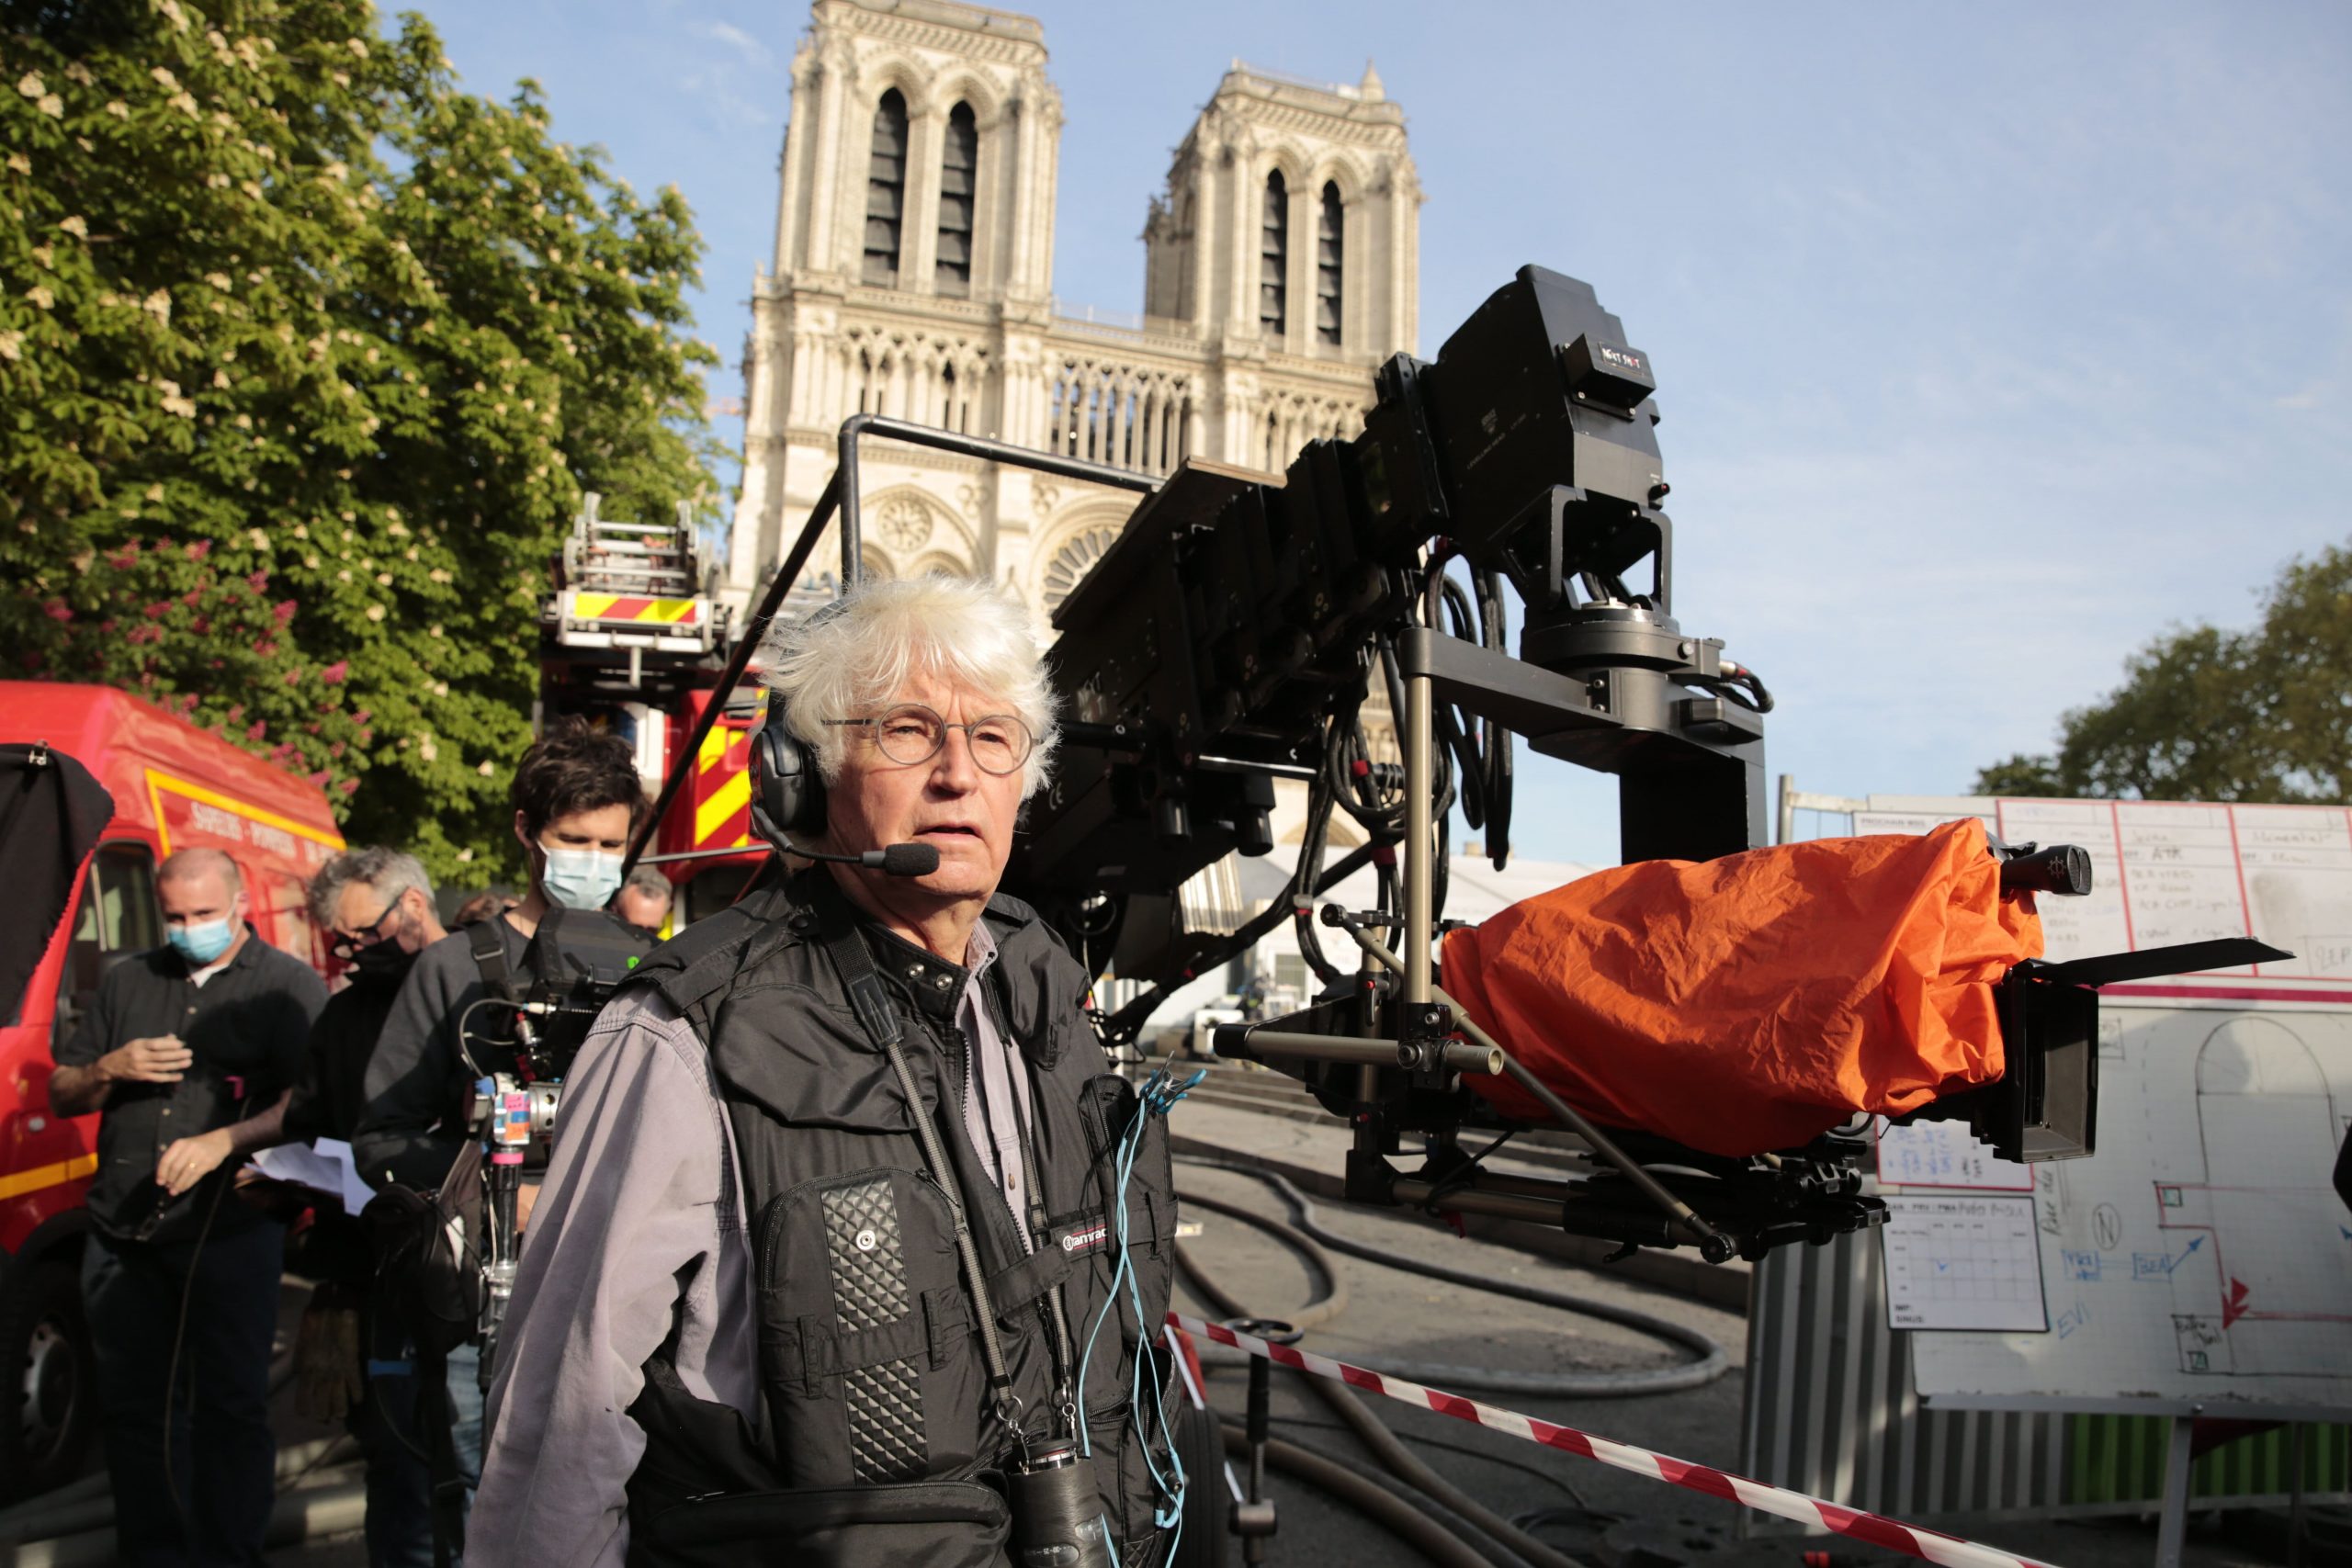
[0,682,345,1496]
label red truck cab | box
[0,682,343,1497]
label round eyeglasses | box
[824,704,1035,775]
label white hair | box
[763,574,1060,800]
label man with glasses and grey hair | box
[471,576,1182,1568]
[287,847,467,1568]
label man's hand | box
[156,1127,234,1196]
[101,1034,193,1085]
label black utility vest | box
[618,874,1177,1568]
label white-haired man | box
[472,578,1180,1568]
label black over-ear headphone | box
[745,715,944,878]
[748,713,827,851]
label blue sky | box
[404,0,2351,867]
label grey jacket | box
[469,875,1177,1568]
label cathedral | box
[729,0,1424,624]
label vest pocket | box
[631,1477,1012,1568]
[755,1166,989,1489]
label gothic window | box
[1316,183,1344,346]
[863,89,909,287]
[1042,526,1121,614]
[1259,170,1287,338]
[936,102,978,295]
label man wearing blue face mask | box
[350,718,651,1555]
[50,846,326,1566]
[356,716,650,1197]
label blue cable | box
[1072,1068,1205,1562]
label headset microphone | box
[785,840,942,877]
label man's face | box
[615,883,671,929]
[331,880,432,957]
[514,802,636,863]
[159,869,245,931]
[823,672,1027,903]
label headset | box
[747,705,940,877]
[747,712,827,851]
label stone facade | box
[730,0,1423,631]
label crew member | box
[50,847,326,1567]
[469,577,1181,1567]
[352,718,653,1539]
[613,863,673,935]
[287,847,450,1568]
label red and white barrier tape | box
[1166,1313,2058,1568]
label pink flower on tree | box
[187,539,212,561]
[308,770,330,786]
[273,600,297,624]
[320,660,349,685]
[337,777,359,796]
[143,601,173,619]
[244,721,267,740]
[283,668,303,685]
[245,570,269,592]
[41,599,70,622]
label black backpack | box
[363,1135,484,1359]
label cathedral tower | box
[732,1,1424,632]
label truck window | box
[53,841,160,1047]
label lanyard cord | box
[974,973,1082,1420]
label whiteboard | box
[1849,795,2352,1003]
[1898,1004,2352,1414]
[1830,794,2352,1410]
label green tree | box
[1974,544,2352,804]
[1,0,721,879]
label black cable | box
[1102,723,1347,1045]
[1217,1422,1527,1568]
[1476,567,1514,869]
[159,1087,260,1548]
[1177,1155,1728,1396]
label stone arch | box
[1034,502,1136,615]
[929,68,1004,126]
[1309,152,1371,206]
[908,549,977,581]
[861,53,936,119]
[856,483,978,565]
[1262,142,1313,190]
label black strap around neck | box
[805,876,1023,1428]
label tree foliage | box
[1,0,721,879]
[1974,544,2352,805]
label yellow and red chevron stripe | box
[571,593,701,626]
[693,722,753,850]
